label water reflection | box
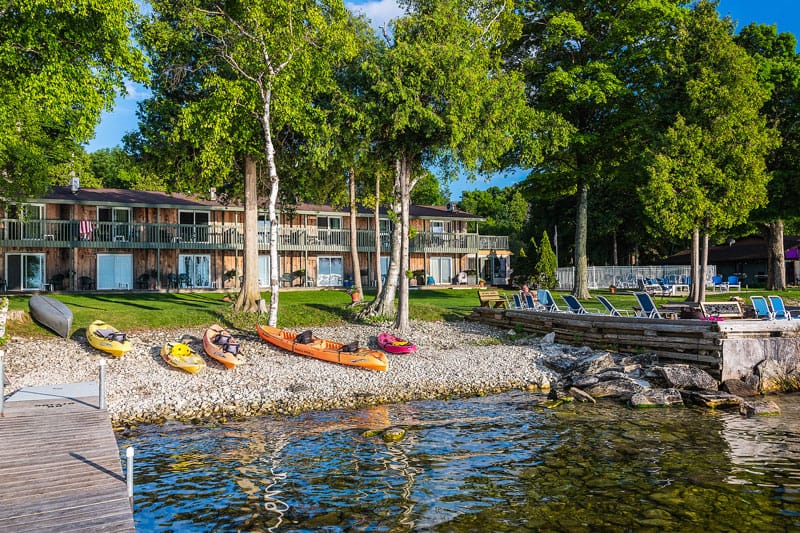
[117,391,800,531]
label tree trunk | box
[689,227,700,302]
[573,182,590,298]
[234,156,263,313]
[374,175,382,295]
[394,155,411,333]
[612,230,618,266]
[767,220,786,290]
[349,169,363,303]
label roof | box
[663,236,800,264]
[32,187,484,221]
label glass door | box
[258,254,271,287]
[178,254,211,288]
[318,256,343,287]
[5,253,45,290]
[430,257,452,285]
[97,254,133,289]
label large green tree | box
[0,1,146,203]
[512,0,683,298]
[735,23,800,290]
[141,0,363,321]
[642,1,778,302]
[359,0,550,332]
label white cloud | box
[346,0,405,31]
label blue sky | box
[86,0,800,198]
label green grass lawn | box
[5,286,800,339]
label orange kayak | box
[203,324,243,369]
[256,324,388,371]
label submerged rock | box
[739,399,781,417]
[381,427,406,442]
[629,388,684,408]
[681,390,742,409]
[569,386,596,403]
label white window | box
[317,216,343,246]
[431,220,445,233]
[430,257,452,285]
[178,210,210,242]
[178,254,211,288]
[97,254,133,290]
[318,256,343,287]
[98,207,131,241]
[5,253,45,290]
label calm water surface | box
[116,391,800,531]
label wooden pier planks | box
[0,390,135,532]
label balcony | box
[0,219,509,254]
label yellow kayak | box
[87,319,132,357]
[161,340,206,374]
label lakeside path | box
[3,321,557,425]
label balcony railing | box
[0,219,509,253]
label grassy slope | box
[6,287,800,339]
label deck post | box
[126,446,135,505]
[99,359,106,410]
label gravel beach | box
[3,320,558,425]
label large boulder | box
[629,388,684,408]
[681,390,742,409]
[585,378,644,400]
[756,359,800,393]
[721,379,759,397]
[653,364,718,391]
[574,352,617,375]
[542,355,578,375]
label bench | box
[478,290,507,308]
[700,301,743,319]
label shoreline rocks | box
[2,320,784,425]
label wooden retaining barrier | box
[470,307,800,381]
[0,383,135,532]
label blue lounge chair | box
[561,294,600,315]
[596,295,631,317]
[634,292,662,319]
[523,292,543,311]
[537,289,562,312]
[768,295,793,320]
[510,293,525,310]
[750,296,773,320]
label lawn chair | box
[596,295,631,317]
[634,292,662,319]
[768,295,793,320]
[561,294,600,315]
[750,296,773,320]
[523,292,543,311]
[727,275,741,291]
[537,289,563,312]
[509,293,526,310]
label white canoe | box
[29,294,73,338]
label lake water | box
[116,391,800,531]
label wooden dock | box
[0,382,135,532]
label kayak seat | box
[295,330,314,345]
[214,334,231,345]
[339,341,359,353]
[224,342,240,355]
[111,332,127,342]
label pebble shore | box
[3,320,558,426]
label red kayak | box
[377,332,417,354]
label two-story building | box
[0,185,512,293]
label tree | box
[0,1,146,203]
[358,0,546,332]
[534,230,557,289]
[735,23,800,290]
[142,1,362,322]
[512,0,684,298]
[642,2,778,302]
[411,171,448,206]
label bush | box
[534,230,557,289]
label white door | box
[258,254,271,287]
[430,257,452,285]
[178,255,211,288]
[318,256,343,287]
[97,254,132,290]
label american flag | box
[79,220,93,239]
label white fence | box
[555,265,716,290]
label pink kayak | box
[377,332,417,354]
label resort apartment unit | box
[0,185,512,293]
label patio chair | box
[167,273,179,290]
[634,292,662,319]
[711,275,727,292]
[596,295,631,317]
[750,296,773,320]
[537,289,563,312]
[178,273,192,288]
[79,276,94,290]
[727,275,741,291]
[523,292,543,311]
[768,295,793,320]
[562,294,600,315]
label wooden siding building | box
[0,186,512,292]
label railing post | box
[98,359,106,410]
[126,446,135,505]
